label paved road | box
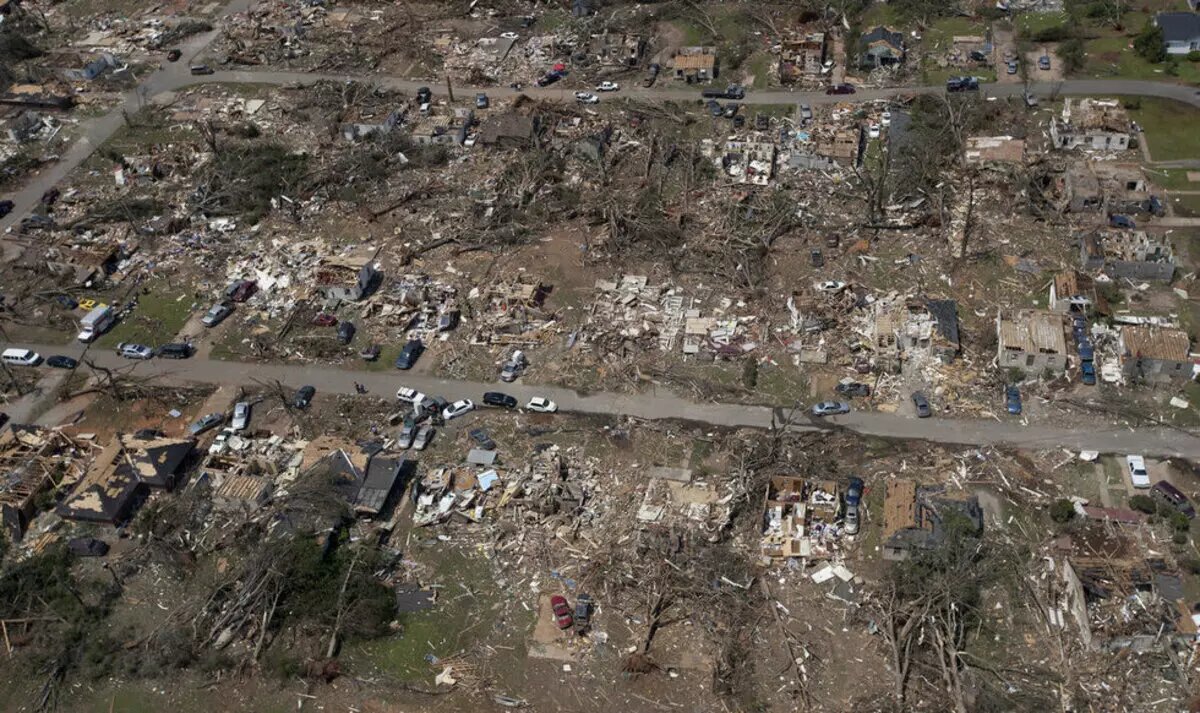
[9,341,1200,458]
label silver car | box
[397,420,417,449]
[810,401,850,417]
[413,424,434,451]
[201,302,233,327]
[231,401,251,431]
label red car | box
[312,313,337,327]
[550,595,573,630]
[826,83,856,95]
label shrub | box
[1050,499,1076,523]
[1168,510,1190,533]
[1173,531,1189,545]
[1129,494,1156,514]
[1188,50,1200,62]
[742,359,758,389]
[1133,23,1166,64]
[1181,556,1200,574]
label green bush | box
[1050,499,1076,523]
[742,359,758,389]
[1133,23,1166,64]
[1181,556,1200,574]
[1129,494,1156,514]
[1168,510,1190,533]
[1173,531,1189,545]
[1188,50,1200,62]
[1029,25,1072,43]
[1057,38,1086,74]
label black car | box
[189,64,214,75]
[826,83,855,95]
[535,72,563,87]
[946,76,980,93]
[810,249,824,268]
[394,339,424,370]
[469,428,497,450]
[293,385,316,409]
[482,391,518,409]
[337,321,356,345]
[416,86,432,103]
[835,382,870,397]
[0,200,13,218]
[40,188,59,206]
[156,343,192,359]
[167,48,182,62]
[707,100,722,117]
[45,355,78,369]
[755,114,769,131]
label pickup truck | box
[946,76,980,92]
[701,85,746,100]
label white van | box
[1,348,42,366]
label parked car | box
[469,428,496,450]
[825,83,855,95]
[835,382,870,398]
[526,397,558,413]
[1126,454,1151,488]
[117,342,153,360]
[40,188,59,206]
[867,123,881,139]
[755,113,769,131]
[416,86,432,103]
[551,595,573,629]
[413,424,435,451]
[166,48,182,62]
[843,500,861,535]
[733,114,745,129]
[596,81,619,92]
[201,302,233,327]
[911,392,932,418]
[225,279,257,302]
[1023,91,1039,108]
[293,385,316,410]
[189,64,214,75]
[642,63,660,87]
[1005,385,1022,415]
[722,103,739,118]
[396,387,427,405]
[1108,214,1136,230]
[231,401,251,431]
[442,399,475,421]
[1152,480,1195,518]
[499,31,519,39]
[54,295,79,311]
[574,593,593,633]
[1038,54,1051,70]
[946,76,979,92]
[337,321,357,345]
[475,93,489,109]
[188,412,225,436]
[810,250,824,268]
[397,419,418,449]
[500,351,526,382]
[156,342,192,359]
[1006,59,1018,75]
[814,280,847,293]
[483,392,518,409]
[438,311,460,332]
[0,200,12,218]
[799,104,813,121]
[881,111,892,126]
[45,355,78,369]
[574,91,599,104]
[312,313,337,327]
[811,401,850,417]
[1078,340,1094,362]
[395,339,424,370]
[535,71,563,87]
[707,100,723,116]
[1081,361,1097,385]
[360,344,381,361]
[208,430,232,455]
[68,537,109,557]
[20,214,53,232]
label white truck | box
[77,304,114,342]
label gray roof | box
[925,299,960,349]
[1156,12,1200,43]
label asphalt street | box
[8,342,1200,459]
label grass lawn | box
[1144,167,1200,191]
[1083,36,1200,83]
[95,283,195,348]
[744,52,773,89]
[1123,97,1200,159]
[922,66,997,85]
[860,3,900,28]
[924,17,986,53]
[1015,10,1069,39]
[1169,193,1200,218]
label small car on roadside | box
[117,342,153,360]
[811,401,850,417]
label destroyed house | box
[340,109,402,142]
[1050,99,1130,151]
[882,480,982,561]
[477,114,538,149]
[0,84,74,110]
[779,33,826,82]
[1079,230,1175,282]
[1048,270,1108,316]
[1119,325,1194,385]
[300,442,409,518]
[1061,162,1155,214]
[354,456,409,517]
[0,426,86,540]
[815,127,862,166]
[589,32,644,67]
[3,110,45,143]
[996,310,1068,374]
[964,136,1024,165]
[316,255,379,302]
[58,434,194,524]
[761,476,841,559]
[721,140,776,185]
[672,46,717,82]
[871,298,960,364]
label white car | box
[499,31,519,40]
[574,91,599,104]
[526,397,558,413]
[231,401,251,431]
[868,123,881,139]
[396,387,427,405]
[881,111,892,126]
[815,280,847,293]
[208,430,233,456]
[1126,455,1151,489]
[595,81,619,92]
[442,399,475,421]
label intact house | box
[1079,229,1175,282]
[671,46,717,82]
[315,253,380,303]
[477,113,538,149]
[1049,98,1130,152]
[589,32,644,67]
[859,26,905,68]
[57,433,194,524]
[1154,12,1200,55]
[1119,325,1195,386]
[1048,270,1109,316]
[996,309,1069,375]
[868,297,961,371]
[779,33,826,82]
[882,480,983,561]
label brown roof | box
[674,53,716,70]
[883,479,917,538]
[999,310,1066,355]
[1122,325,1191,362]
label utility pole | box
[445,73,454,103]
